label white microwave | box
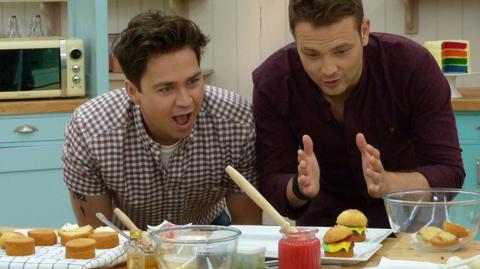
[0,38,85,100]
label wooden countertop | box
[2,227,479,268]
[347,235,480,269]
[0,87,479,115]
[0,97,89,115]
[114,235,480,269]
[452,87,480,112]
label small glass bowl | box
[149,225,241,269]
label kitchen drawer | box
[455,113,480,141]
[0,143,63,173]
[0,114,70,144]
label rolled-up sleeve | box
[409,52,465,188]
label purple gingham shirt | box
[62,85,257,229]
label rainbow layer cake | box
[424,40,471,73]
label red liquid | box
[278,236,321,269]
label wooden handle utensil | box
[225,165,296,232]
[113,207,151,247]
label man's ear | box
[360,19,371,46]
[125,79,140,105]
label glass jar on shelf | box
[8,15,21,38]
[29,15,45,37]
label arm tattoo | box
[72,191,87,202]
[71,191,87,217]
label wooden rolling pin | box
[225,165,296,232]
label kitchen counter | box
[0,88,479,116]
[0,98,89,115]
[348,235,480,269]
[1,227,479,268]
[452,87,480,111]
[111,235,480,268]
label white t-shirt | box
[160,141,179,167]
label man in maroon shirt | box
[252,0,465,228]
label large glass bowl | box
[149,225,241,269]
[384,188,480,252]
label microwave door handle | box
[14,125,39,134]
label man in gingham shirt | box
[62,11,262,229]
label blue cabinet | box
[455,112,480,191]
[455,112,480,240]
[0,0,108,228]
[0,114,75,227]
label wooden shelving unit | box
[0,0,68,37]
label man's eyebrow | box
[152,81,175,88]
[188,71,203,80]
[330,43,353,51]
[151,71,202,88]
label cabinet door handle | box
[14,125,39,134]
[477,157,480,187]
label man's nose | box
[321,58,338,76]
[175,88,192,106]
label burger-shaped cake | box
[336,209,368,242]
[322,225,355,258]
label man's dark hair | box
[114,11,209,90]
[289,0,364,33]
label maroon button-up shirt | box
[252,33,465,228]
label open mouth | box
[172,113,192,126]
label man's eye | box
[305,52,318,57]
[158,86,173,92]
[187,78,200,86]
[335,48,349,55]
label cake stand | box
[445,72,480,98]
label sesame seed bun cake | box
[336,209,368,242]
[322,225,355,258]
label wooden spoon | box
[113,208,151,247]
[225,165,297,233]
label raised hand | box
[297,134,320,198]
[355,133,388,198]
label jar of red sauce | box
[278,227,321,269]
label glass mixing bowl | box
[149,225,241,269]
[384,188,480,252]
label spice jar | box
[125,230,145,269]
[278,227,321,269]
